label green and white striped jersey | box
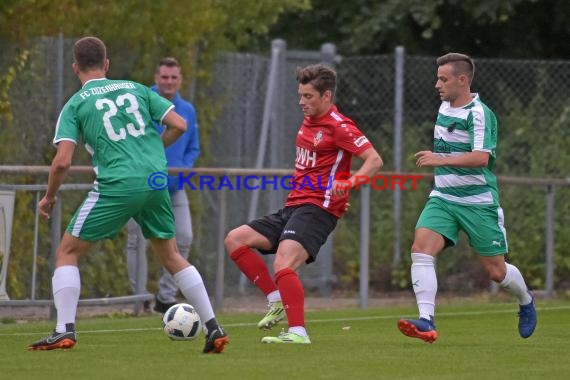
[54,78,174,194]
[429,93,499,206]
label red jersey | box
[285,105,373,218]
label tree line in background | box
[252,0,570,59]
[1,0,566,138]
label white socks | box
[52,265,81,333]
[499,263,533,305]
[411,253,437,320]
[410,253,531,319]
[289,326,308,337]
[267,290,281,303]
[173,266,215,323]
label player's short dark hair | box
[156,57,181,73]
[296,64,337,98]
[436,53,475,82]
[73,36,106,72]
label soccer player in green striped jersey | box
[27,36,228,353]
[397,53,536,343]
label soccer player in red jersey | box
[224,64,383,344]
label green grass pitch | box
[1,300,569,380]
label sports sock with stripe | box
[275,268,305,328]
[230,246,278,297]
[411,253,437,321]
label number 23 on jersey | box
[95,93,146,141]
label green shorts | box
[66,190,176,241]
[416,196,508,256]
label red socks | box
[275,268,304,327]
[230,247,305,328]
[230,246,277,296]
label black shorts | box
[247,203,338,264]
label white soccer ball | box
[162,303,202,341]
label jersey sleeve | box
[53,102,80,145]
[470,106,497,154]
[333,121,373,155]
[145,86,175,123]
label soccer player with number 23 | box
[27,36,228,354]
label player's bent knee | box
[411,242,442,256]
[273,249,308,272]
[224,226,249,251]
[223,230,237,251]
[488,267,507,282]
[479,256,507,282]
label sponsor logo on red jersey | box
[314,130,324,147]
[295,146,317,169]
[354,136,369,148]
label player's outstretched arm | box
[161,109,187,147]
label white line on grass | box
[1,304,567,337]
